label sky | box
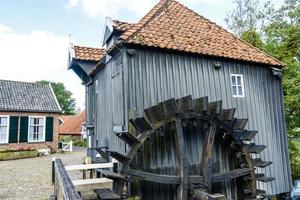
[0,0,283,110]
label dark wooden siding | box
[124,47,291,195]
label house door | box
[111,61,124,134]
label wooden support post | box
[175,119,189,200]
[200,121,217,192]
[51,157,57,200]
[52,157,56,185]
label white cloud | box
[0,24,85,110]
[66,0,156,19]
[66,0,227,21]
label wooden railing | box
[50,157,118,200]
[51,158,82,200]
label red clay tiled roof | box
[73,45,105,62]
[59,111,85,135]
[113,20,135,32]
[120,0,283,67]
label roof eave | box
[123,42,284,68]
[0,109,61,113]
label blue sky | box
[0,0,283,109]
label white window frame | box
[28,116,46,143]
[230,74,245,98]
[0,115,9,144]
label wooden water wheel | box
[95,95,274,200]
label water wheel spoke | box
[123,169,181,184]
[212,168,251,182]
[200,121,218,192]
[175,119,189,199]
[188,168,251,184]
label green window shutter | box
[19,116,28,143]
[46,117,54,141]
[9,116,19,143]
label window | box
[0,116,9,144]
[230,74,245,97]
[28,116,45,142]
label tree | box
[241,29,264,48]
[225,0,274,37]
[37,80,77,115]
[226,0,300,179]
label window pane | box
[238,86,243,96]
[37,126,43,134]
[232,86,237,95]
[0,117,7,125]
[231,76,236,85]
[39,118,44,125]
[0,126,7,135]
[0,127,7,143]
[237,76,242,85]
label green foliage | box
[37,80,77,115]
[227,0,300,179]
[290,140,300,178]
[241,29,264,48]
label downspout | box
[85,79,95,159]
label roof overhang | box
[68,44,98,84]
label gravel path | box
[0,147,87,200]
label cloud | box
[66,0,227,20]
[66,0,156,19]
[0,24,85,109]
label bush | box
[74,139,87,147]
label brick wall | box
[0,112,59,150]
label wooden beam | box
[72,178,113,186]
[189,168,251,184]
[124,169,180,184]
[175,119,189,200]
[65,163,114,171]
[200,122,217,192]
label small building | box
[0,79,61,150]
[59,111,86,141]
[69,0,292,197]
